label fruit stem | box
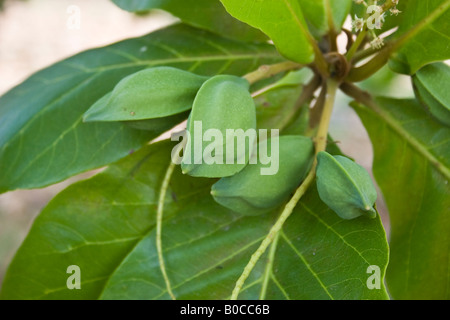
[346,27,367,61]
[243,61,303,85]
[259,232,280,300]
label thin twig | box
[279,74,321,133]
[243,61,303,85]
[308,82,327,129]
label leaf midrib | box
[280,231,334,300]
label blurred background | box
[0,0,414,288]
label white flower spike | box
[352,15,365,32]
[390,7,401,16]
[370,37,384,49]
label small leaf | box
[253,68,313,98]
[111,0,266,42]
[220,0,315,64]
[412,62,450,126]
[181,75,257,178]
[316,151,377,220]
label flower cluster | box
[352,0,402,49]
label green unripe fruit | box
[412,62,450,126]
[83,67,208,122]
[316,151,377,220]
[181,75,257,178]
[211,135,314,216]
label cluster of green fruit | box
[84,67,378,220]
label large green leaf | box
[354,97,450,299]
[1,141,389,300]
[111,0,266,42]
[220,0,315,64]
[388,0,450,74]
[298,0,352,36]
[0,24,281,194]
